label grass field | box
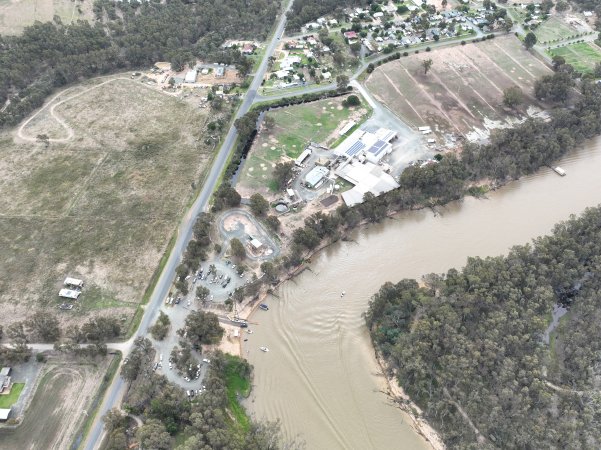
[0,383,24,408]
[238,95,370,196]
[0,76,213,328]
[0,0,95,35]
[224,355,251,431]
[365,35,551,137]
[534,17,579,43]
[548,42,601,73]
[0,361,110,448]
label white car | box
[160,354,163,361]
[203,358,210,364]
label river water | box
[244,137,601,450]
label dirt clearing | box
[365,36,552,139]
[0,76,215,327]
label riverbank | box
[375,351,445,450]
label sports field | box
[365,36,552,136]
[549,42,601,73]
[0,0,95,35]
[534,16,580,44]
[237,95,370,196]
[0,76,213,327]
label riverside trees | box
[366,206,601,449]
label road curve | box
[80,4,292,450]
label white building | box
[184,70,197,83]
[59,289,81,300]
[295,148,312,166]
[339,120,356,136]
[64,277,84,288]
[334,127,397,164]
[305,166,329,188]
[250,238,264,251]
[337,161,399,206]
[280,55,302,71]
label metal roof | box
[305,166,329,187]
[367,139,388,157]
[345,140,365,157]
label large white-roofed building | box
[334,127,397,164]
[304,166,330,189]
[337,161,399,207]
[184,70,197,83]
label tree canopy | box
[366,206,601,449]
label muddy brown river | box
[244,137,601,450]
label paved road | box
[80,3,292,449]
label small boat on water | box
[260,346,269,352]
[341,291,346,297]
[247,329,253,334]
[259,303,269,311]
[553,166,566,176]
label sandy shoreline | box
[374,351,446,450]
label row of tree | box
[366,205,601,449]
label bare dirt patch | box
[0,76,216,326]
[365,35,552,139]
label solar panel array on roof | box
[345,140,365,157]
[367,140,387,157]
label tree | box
[196,286,210,302]
[103,408,128,432]
[336,74,349,90]
[25,312,60,342]
[181,311,224,347]
[503,17,513,33]
[524,32,537,49]
[534,71,574,102]
[230,238,246,259]
[81,317,120,343]
[260,261,278,283]
[441,0,448,8]
[503,86,523,108]
[265,215,281,232]
[150,311,171,341]
[555,0,568,11]
[250,193,269,216]
[552,55,566,71]
[137,419,171,450]
[343,94,361,107]
[422,58,433,75]
[273,161,294,190]
[593,62,601,78]
[6,322,27,342]
[263,115,275,131]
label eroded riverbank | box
[243,137,601,449]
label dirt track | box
[17,76,172,144]
[0,362,110,450]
